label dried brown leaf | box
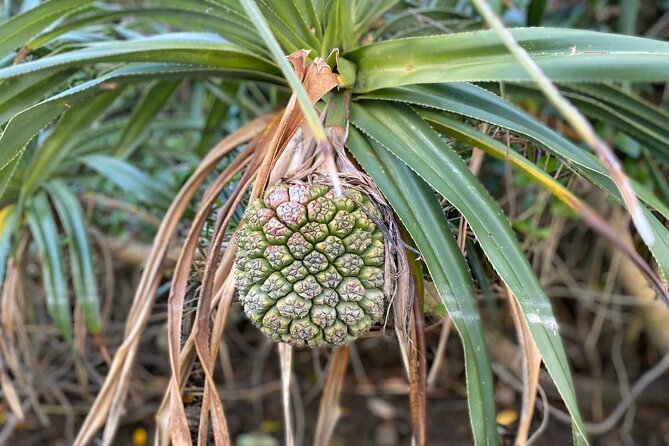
[0,361,24,421]
[166,144,255,446]
[0,237,45,425]
[505,286,541,446]
[408,272,427,446]
[156,54,341,446]
[73,114,274,446]
[314,346,350,446]
[279,343,294,446]
[191,160,259,445]
[197,273,237,446]
[251,53,338,198]
[426,315,453,389]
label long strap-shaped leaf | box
[371,6,474,40]
[0,205,19,295]
[0,0,93,55]
[350,101,589,444]
[0,63,275,202]
[114,81,180,158]
[26,0,265,52]
[358,84,669,213]
[499,83,669,162]
[419,110,669,301]
[82,155,172,208]
[0,33,280,83]
[565,83,669,143]
[26,192,73,343]
[0,69,74,126]
[21,91,120,198]
[0,152,25,206]
[347,128,497,446]
[353,0,399,36]
[257,0,321,52]
[346,28,669,92]
[47,180,101,334]
[358,84,615,194]
[357,83,669,282]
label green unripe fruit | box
[235,182,386,346]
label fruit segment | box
[235,182,386,346]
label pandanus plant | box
[1,0,669,445]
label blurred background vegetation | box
[0,0,668,445]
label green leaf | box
[71,117,204,159]
[644,150,669,205]
[353,0,398,36]
[241,0,328,142]
[0,63,274,200]
[291,0,323,37]
[22,90,121,198]
[81,154,172,207]
[365,83,669,280]
[0,0,93,55]
[563,84,669,161]
[372,7,476,40]
[527,0,546,26]
[466,242,500,329]
[115,81,180,158]
[572,84,669,136]
[418,109,580,206]
[0,68,75,125]
[47,180,100,334]
[258,0,321,51]
[360,82,669,286]
[28,5,268,55]
[350,100,588,444]
[0,33,280,84]
[419,109,669,290]
[618,0,638,35]
[0,205,19,292]
[497,83,669,162]
[196,94,230,156]
[347,28,669,92]
[310,0,325,27]
[647,214,669,283]
[347,127,498,446]
[0,150,25,205]
[358,83,669,214]
[210,0,247,15]
[26,192,73,343]
[321,0,355,55]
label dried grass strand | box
[506,286,542,445]
[314,346,350,446]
